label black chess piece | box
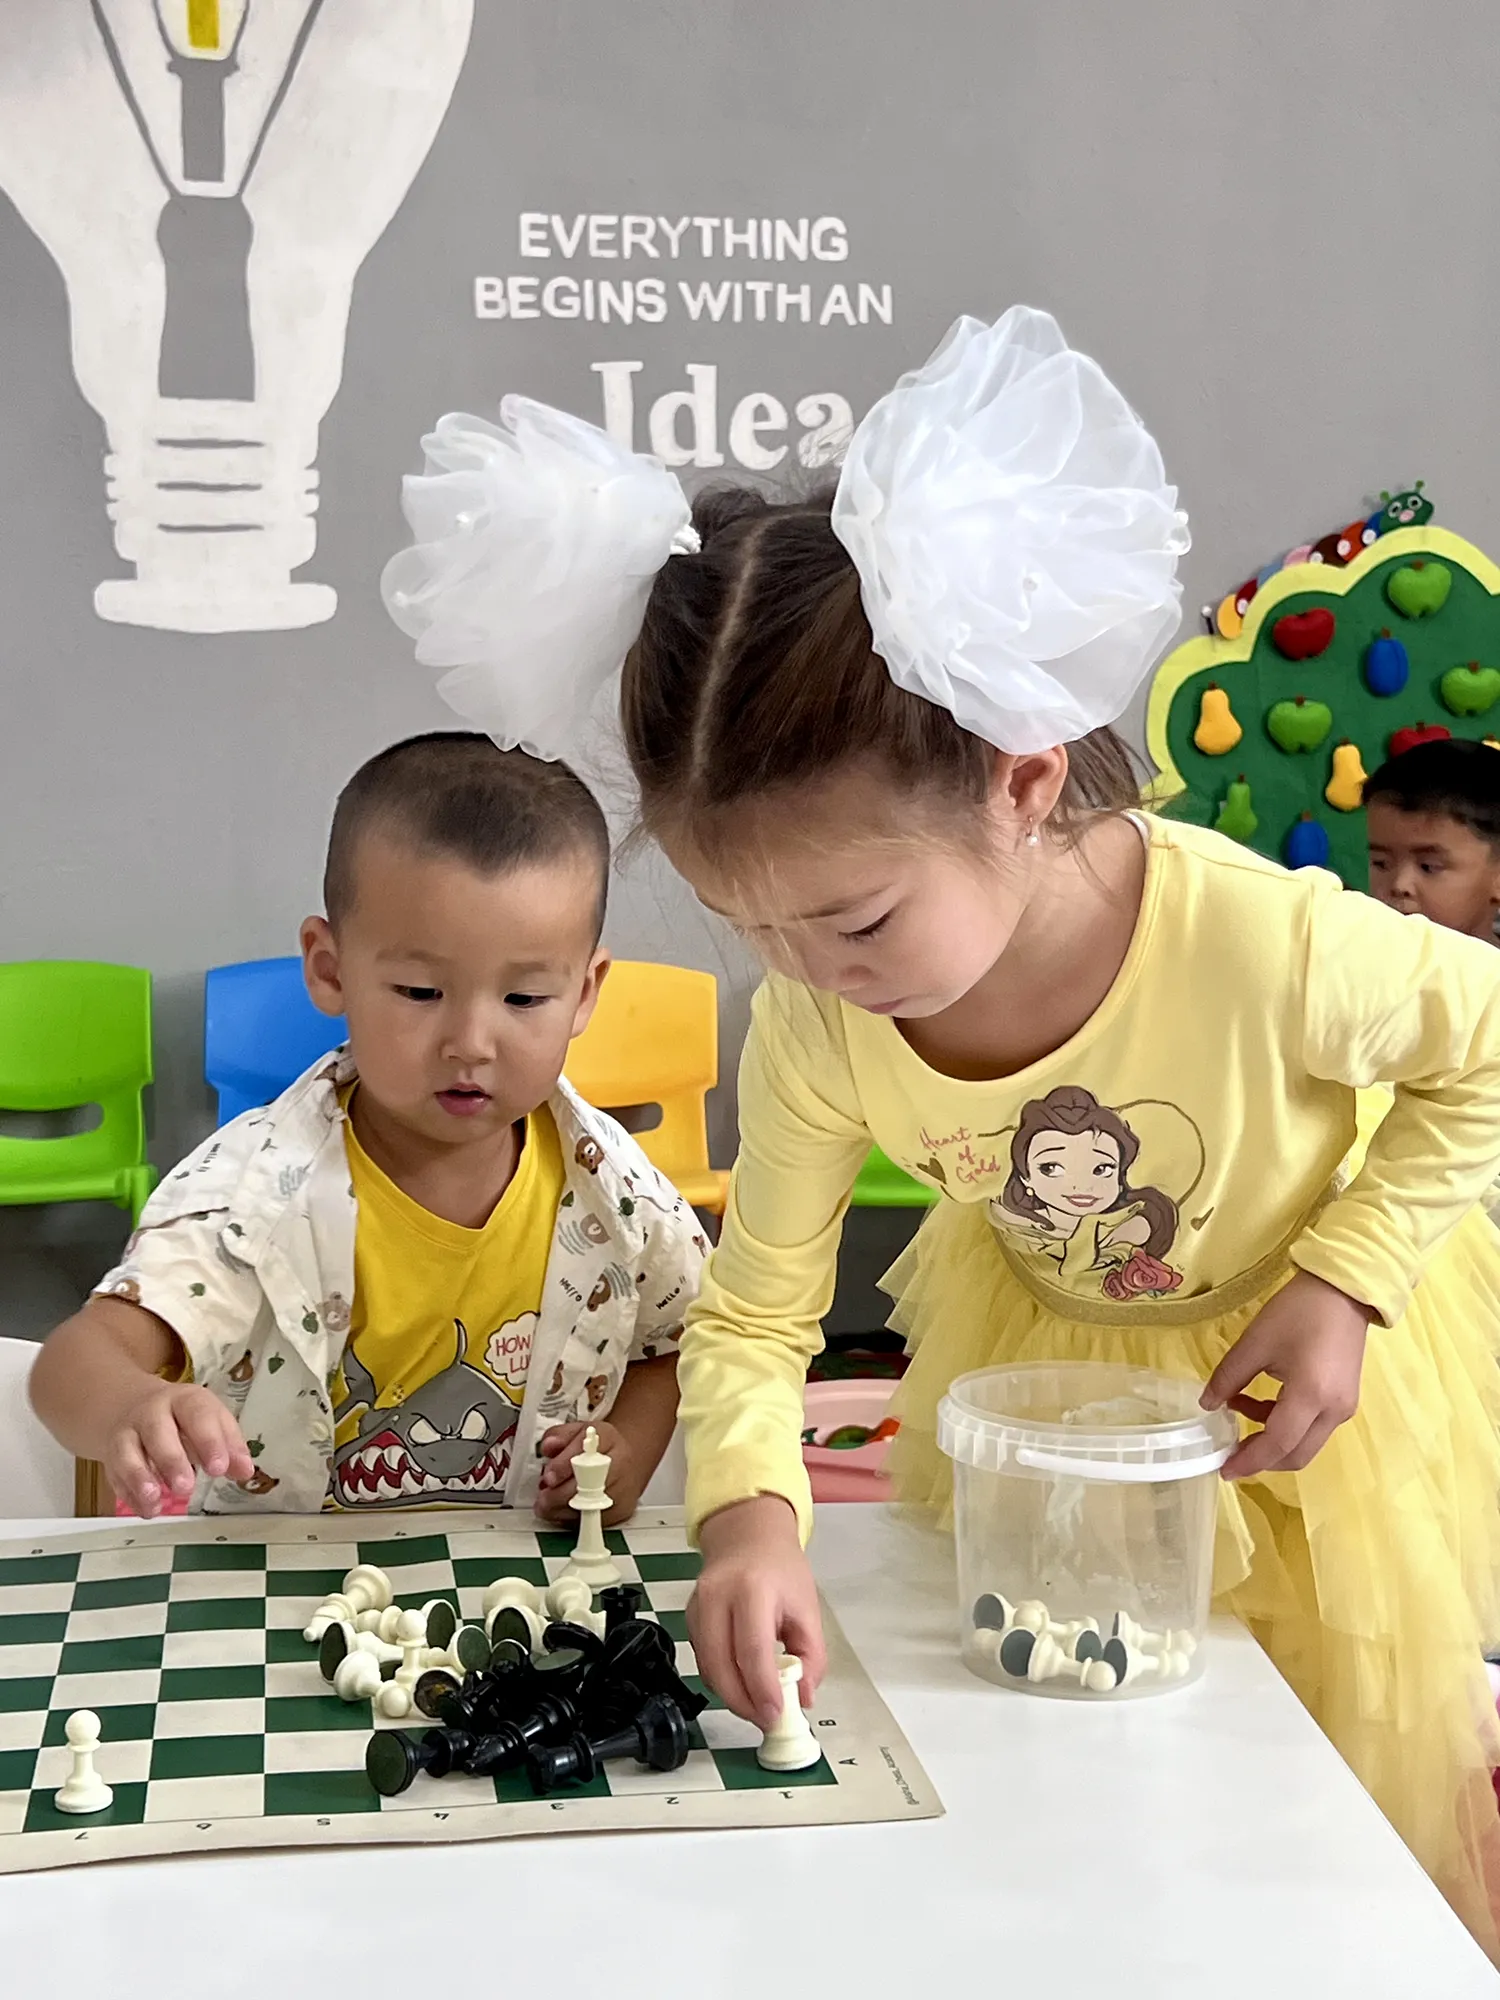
[527,1693,690,1794]
[542,1619,605,1665]
[366,1728,458,1797]
[432,1651,536,1732]
[588,1618,708,1722]
[598,1583,645,1631]
[414,1668,463,1719]
[449,1691,583,1777]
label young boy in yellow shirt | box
[31,733,704,1521]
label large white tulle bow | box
[380,397,696,759]
[831,307,1189,754]
[381,306,1188,761]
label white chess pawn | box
[375,1680,414,1720]
[351,1630,403,1665]
[341,1564,394,1617]
[482,1576,544,1620]
[485,1598,545,1652]
[303,1591,361,1643]
[54,1711,113,1815]
[332,1651,384,1703]
[559,1427,622,1589]
[545,1575,594,1624]
[393,1609,428,1694]
[756,1654,822,1772]
[1011,1600,1051,1634]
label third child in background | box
[1366,737,1500,941]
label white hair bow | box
[381,307,1187,761]
[381,396,696,760]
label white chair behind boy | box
[0,1336,75,1516]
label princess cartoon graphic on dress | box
[993,1086,1184,1300]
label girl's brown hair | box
[1001,1086,1177,1260]
[620,486,1141,854]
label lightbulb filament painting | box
[0,1,473,632]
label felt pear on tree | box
[1193,684,1242,756]
[1215,776,1258,843]
[1324,741,1367,812]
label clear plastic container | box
[937,1362,1236,1700]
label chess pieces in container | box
[54,1711,113,1815]
[559,1427,622,1589]
[755,1653,822,1772]
[973,1592,1198,1694]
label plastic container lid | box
[937,1363,1236,1485]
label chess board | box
[0,1509,941,1871]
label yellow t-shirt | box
[679,816,1500,1537]
[328,1099,566,1510]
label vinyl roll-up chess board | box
[0,1509,941,1871]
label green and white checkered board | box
[0,1509,940,1870]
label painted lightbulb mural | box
[0,0,473,632]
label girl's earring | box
[1024,820,1041,849]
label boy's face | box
[1366,801,1500,940]
[301,834,608,1145]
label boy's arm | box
[535,1354,679,1526]
[31,1296,254,1518]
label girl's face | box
[667,766,1033,1018]
[1023,1128,1121,1213]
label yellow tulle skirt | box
[884,1197,1500,1958]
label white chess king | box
[560,1426,623,1589]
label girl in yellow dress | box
[381,308,1500,1955]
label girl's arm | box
[679,976,871,1723]
[1291,886,1500,1324]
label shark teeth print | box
[332,1429,513,1508]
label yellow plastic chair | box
[565,961,729,1216]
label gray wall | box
[3,0,1497,1333]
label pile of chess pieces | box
[971,1592,1198,1692]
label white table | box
[2,1507,1496,1999]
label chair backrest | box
[0,1336,76,1516]
[205,956,347,1125]
[0,961,152,1195]
[564,961,718,1184]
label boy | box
[31,733,704,1523]
[1365,738,1500,941]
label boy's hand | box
[109,1382,255,1518]
[689,1495,825,1730]
[1202,1269,1371,1481]
[535,1421,641,1526]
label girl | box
[382,308,1500,1954]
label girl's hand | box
[535,1420,638,1525]
[688,1495,825,1729]
[109,1382,254,1517]
[1202,1270,1372,1480]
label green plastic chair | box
[0,961,156,1224]
[851,1144,938,1209]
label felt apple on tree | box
[1440,662,1500,717]
[1267,696,1334,753]
[1388,721,1452,758]
[1386,561,1452,619]
[1271,609,1337,660]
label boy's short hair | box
[1363,738,1500,849]
[325,732,610,934]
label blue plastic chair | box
[205,957,346,1126]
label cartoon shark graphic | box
[331,1319,519,1508]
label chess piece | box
[545,1575,594,1624]
[482,1576,544,1620]
[393,1609,428,1694]
[342,1564,394,1617]
[486,1601,546,1654]
[594,1617,708,1722]
[414,1668,463,1718]
[972,1592,1014,1632]
[54,1711,113,1815]
[558,1428,622,1589]
[303,1591,361,1642]
[528,1692,689,1793]
[375,1679,415,1720]
[599,1583,646,1631]
[755,1654,822,1772]
[419,1600,459,1653]
[332,1650,385,1703]
[366,1727,457,1797]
